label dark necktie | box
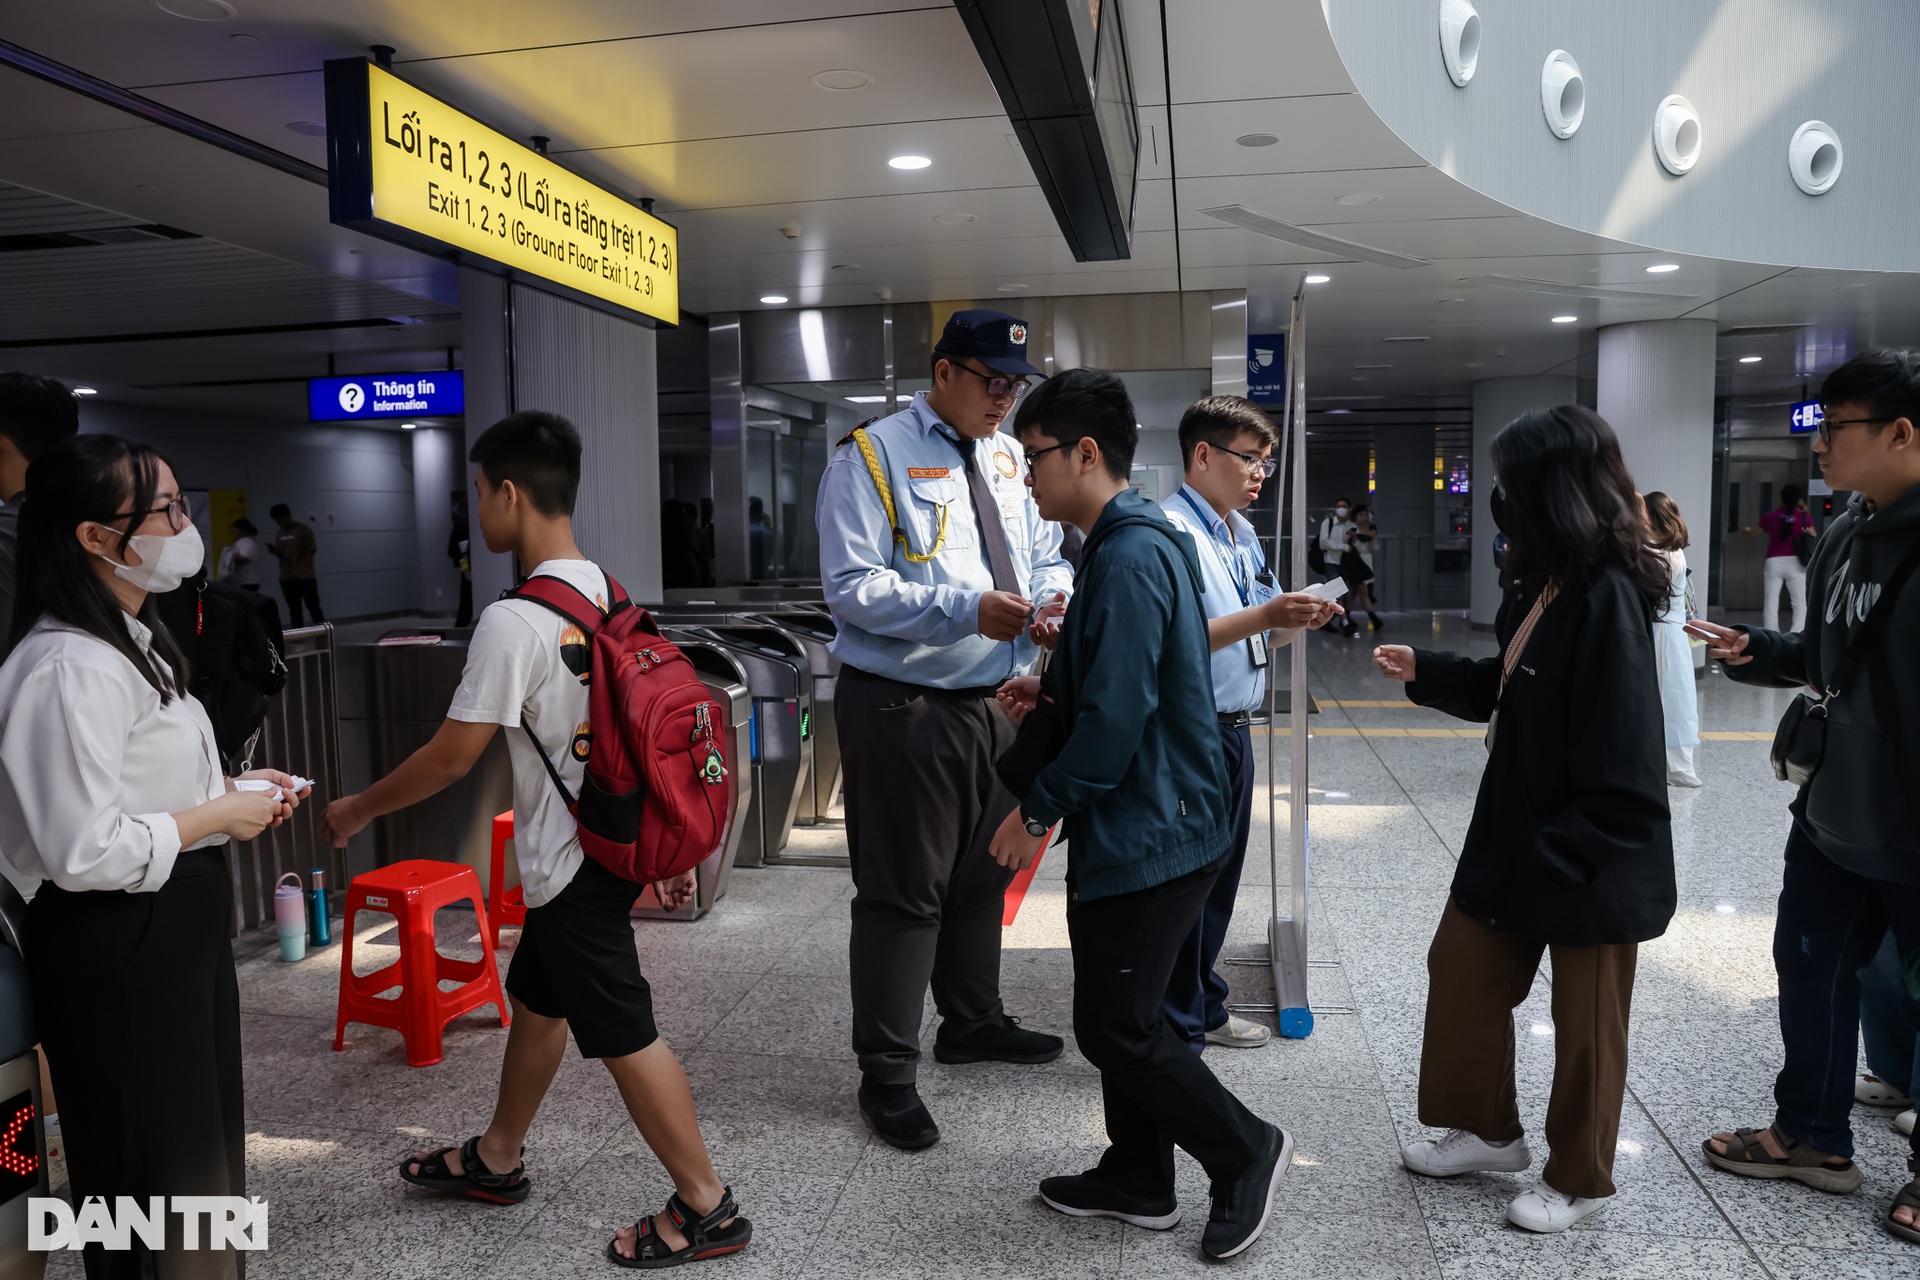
[960,438,1020,594]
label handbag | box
[1793,527,1817,566]
[1772,539,1920,786]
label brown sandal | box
[1887,1169,1920,1245]
[1702,1123,1863,1194]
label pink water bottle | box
[274,872,307,962]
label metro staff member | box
[0,435,304,1278]
[815,309,1073,1149]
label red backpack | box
[510,573,730,885]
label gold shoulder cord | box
[851,427,948,563]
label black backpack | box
[158,575,289,768]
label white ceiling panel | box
[1170,96,1427,179]
[1172,168,1518,229]
[1165,0,1357,103]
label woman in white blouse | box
[0,435,305,1278]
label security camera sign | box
[308,371,465,422]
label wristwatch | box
[1022,809,1049,838]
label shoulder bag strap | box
[507,574,604,809]
[1815,536,1920,705]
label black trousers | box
[25,850,247,1280]
[1069,855,1271,1197]
[837,666,1015,1084]
[280,577,323,627]
[1163,722,1255,1049]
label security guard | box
[816,309,1073,1149]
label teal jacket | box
[1023,488,1233,900]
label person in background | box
[0,434,302,1277]
[1642,492,1702,788]
[1857,932,1919,1140]
[449,494,473,628]
[660,499,705,590]
[224,517,262,591]
[1690,348,1920,1246]
[1373,405,1675,1233]
[1347,504,1384,632]
[268,502,324,627]
[0,372,80,662]
[1316,498,1360,636]
[1746,484,1815,633]
[1158,395,1340,1053]
[996,369,1291,1262]
[747,496,770,580]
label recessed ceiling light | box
[933,212,976,225]
[71,386,98,396]
[1645,263,1681,273]
[400,422,418,430]
[1551,315,1578,324]
[286,121,327,137]
[1739,355,1763,363]
[1382,335,1430,343]
[995,282,1030,292]
[1304,274,1331,284]
[844,395,893,404]
[810,69,874,91]
[1236,133,1280,147]
[759,294,788,304]
[153,0,236,19]
[229,32,259,45]
[1335,192,1381,206]
[888,155,932,170]
[1327,409,1352,415]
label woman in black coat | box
[1371,404,1674,1234]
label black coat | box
[1408,564,1675,946]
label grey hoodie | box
[1727,483,1920,884]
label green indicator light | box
[801,710,812,740]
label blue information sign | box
[1790,400,1824,434]
[308,371,465,421]
[1247,333,1287,405]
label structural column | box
[410,426,463,616]
[1470,376,1576,627]
[1371,424,1435,611]
[1596,320,1717,569]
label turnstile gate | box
[631,651,752,922]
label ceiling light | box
[759,295,788,304]
[810,69,873,91]
[995,282,1030,292]
[1551,315,1578,324]
[1382,335,1430,343]
[888,155,932,170]
[286,121,327,137]
[1199,204,1431,269]
[400,422,418,430]
[1326,409,1351,415]
[934,212,976,225]
[1334,192,1380,206]
[71,386,98,396]
[1236,133,1279,148]
[153,0,236,19]
[1354,363,1391,369]
[1304,274,1331,284]
[1739,355,1762,363]
[1645,263,1681,273]
[844,395,892,404]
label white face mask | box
[1334,506,1351,519]
[99,523,204,594]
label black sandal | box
[1887,1162,1920,1245]
[606,1186,752,1269]
[398,1136,532,1205]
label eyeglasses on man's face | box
[1816,415,1889,446]
[950,361,1031,401]
[1022,441,1071,469]
[1211,442,1277,478]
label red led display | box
[0,1089,38,1205]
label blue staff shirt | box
[1162,483,1280,714]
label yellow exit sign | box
[324,59,677,326]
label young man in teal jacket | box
[990,368,1290,1262]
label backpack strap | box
[507,571,624,811]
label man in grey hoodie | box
[1691,349,1920,1244]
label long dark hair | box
[1643,491,1688,551]
[11,434,191,701]
[1491,406,1668,614]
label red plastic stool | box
[334,859,511,1067]
[485,810,524,949]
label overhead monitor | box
[323,59,678,326]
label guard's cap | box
[934,308,1044,378]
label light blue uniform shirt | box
[1162,483,1279,714]
[815,392,1073,690]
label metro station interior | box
[2,2,1919,1278]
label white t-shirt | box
[447,558,608,908]
[227,535,262,587]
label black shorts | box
[504,856,658,1059]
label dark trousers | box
[280,577,323,627]
[838,667,1016,1084]
[1861,931,1919,1097]
[1773,822,1920,1160]
[1069,855,1270,1196]
[1163,721,1254,1050]
[25,851,246,1280]
[1418,898,1638,1199]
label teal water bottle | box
[306,867,333,946]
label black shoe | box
[1201,1124,1292,1260]
[932,1015,1065,1065]
[1039,1172,1180,1230]
[858,1079,939,1150]
[1369,614,1385,632]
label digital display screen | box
[0,1089,39,1206]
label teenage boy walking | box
[1689,349,1920,1246]
[1160,396,1339,1052]
[322,411,750,1268]
[992,369,1290,1262]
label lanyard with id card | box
[1179,490,1268,670]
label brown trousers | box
[1417,898,1638,1199]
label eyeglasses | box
[1210,443,1277,478]
[1817,415,1888,445]
[112,495,190,532]
[948,361,1031,401]
[1022,442,1072,468]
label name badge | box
[1248,632,1269,670]
[907,467,951,479]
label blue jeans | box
[1862,930,1920,1099]
[1163,721,1254,1052]
[1773,823,1920,1161]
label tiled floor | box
[45,613,1916,1278]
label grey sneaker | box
[1205,1015,1273,1048]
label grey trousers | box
[837,666,1017,1084]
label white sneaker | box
[1505,1179,1610,1233]
[1897,1109,1916,1137]
[1205,1015,1273,1048]
[1401,1128,1532,1177]
[1666,770,1703,788]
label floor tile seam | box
[679,966,772,1054]
[1306,667,1461,869]
[1621,1081,1782,1280]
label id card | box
[1248,632,1269,669]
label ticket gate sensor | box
[632,659,752,922]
